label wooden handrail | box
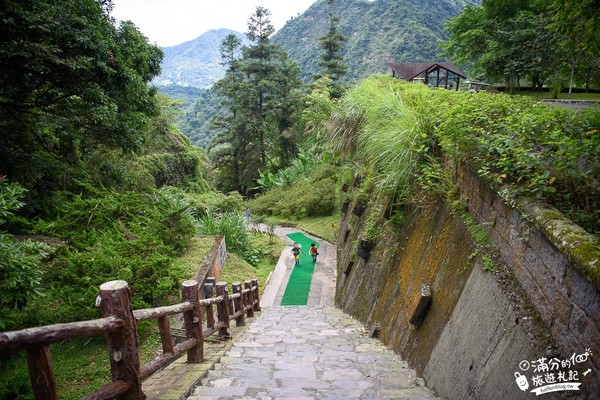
[0,277,261,400]
[0,316,124,354]
[140,338,197,380]
[133,302,193,321]
[81,380,130,400]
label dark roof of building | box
[388,62,466,80]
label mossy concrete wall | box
[335,166,599,398]
[452,163,599,388]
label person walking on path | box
[310,242,319,263]
[291,242,305,265]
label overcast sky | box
[111,0,317,47]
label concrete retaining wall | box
[335,165,599,398]
[194,235,227,284]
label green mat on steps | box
[280,232,319,306]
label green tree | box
[211,34,246,190]
[550,0,600,95]
[0,0,163,211]
[210,7,303,193]
[313,0,348,98]
[441,0,564,91]
[0,177,48,329]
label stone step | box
[185,305,439,400]
[189,386,437,400]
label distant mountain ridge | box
[156,0,479,89]
[154,28,248,88]
[273,0,481,84]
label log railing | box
[0,278,260,400]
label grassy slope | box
[289,214,341,244]
[218,233,285,295]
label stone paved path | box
[186,306,439,400]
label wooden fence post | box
[215,282,230,338]
[252,278,261,311]
[182,280,203,363]
[227,283,235,317]
[232,282,245,326]
[205,277,216,291]
[157,317,173,355]
[203,281,215,330]
[98,280,145,400]
[244,280,255,318]
[26,346,57,400]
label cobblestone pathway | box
[186,306,439,400]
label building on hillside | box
[388,62,466,90]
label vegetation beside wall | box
[329,76,600,239]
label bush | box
[18,188,196,327]
[249,164,339,220]
[196,209,254,263]
[0,177,48,329]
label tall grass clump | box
[197,209,253,260]
[328,76,430,199]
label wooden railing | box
[0,277,260,400]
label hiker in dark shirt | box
[291,242,304,265]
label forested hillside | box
[177,0,480,147]
[274,0,481,83]
[158,84,205,109]
[177,88,224,148]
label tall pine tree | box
[210,7,303,193]
[314,0,347,98]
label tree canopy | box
[0,0,164,210]
[441,0,600,93]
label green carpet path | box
[280,232,319,306]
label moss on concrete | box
[521,199,600,289]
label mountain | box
[170,0,481,148]
[154,28,248,88]
[273,0,480,84]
